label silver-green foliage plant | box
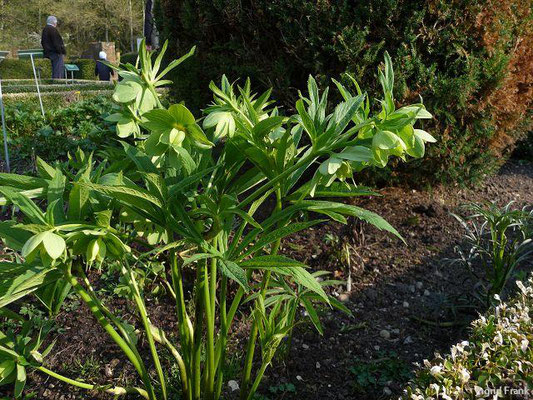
[0,42,434,399]
[452,202,533,306]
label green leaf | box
[35,157,56,180]
[295,99,316,140]
[0,221,32,251]
[0,173,47,191]
[240,255,306,269]
[275,266,328,301]
[79,182,163,209]
[116,118,138,138]
[319,157,342,175]
[168,104,196,125]
[372,130,401,150]
[120,141,158,173]
[187,123,214,147]
[0,188,46,225]
[42,232,65,260]
[0,360,16,384]
[143,109,175,130]
[252,116,285,140]
[113,80,143,103]
[337,146,373,162]
[239,220,324,260]
[414,129,437,143]
[300,200,404,242]
[0,263,62,308]
[21,232,47,258]
[182,253,215,266]
[14,364,26,398]
[301,297,323,335]
[220,259,250,291]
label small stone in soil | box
[296,375,303,381]
[228,380,239,392]
[416,281,423,289]
[404,336,414,344]
[338,293,350,302]
[380,329,391,339]
[316,362,321,369]
[424,289,430,296]
[302,343,309,350]
[392,328,400,335]
[403,301,409,308]
[383,387,392,396]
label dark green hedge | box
[0,58,52,80]
[120,52,138,66]
[155,0,533,185]
[2,90,114,110]
[70,59,97,80]
[0,58,97,80]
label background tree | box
[0,0,144,55]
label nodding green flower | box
[203,111,236,141]
[143,104,214,155]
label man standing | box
[41,16,66,79]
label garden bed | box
[2,160,531,400]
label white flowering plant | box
[403,279,533,400]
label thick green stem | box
[38,366,150,399]
[124,261,167,399]
[66,271,156,400]
[170,251,193,400]
[241,187,283,399]
[203,251,216,399]
[192,262,205,400]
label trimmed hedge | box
[402,279,533,399]
[0,58,52,80]
[2,90,114,110]
[3,83,112,94]
[70,59,97,80]
[0,58,97,81]
[155,0,533,185]
[120,52,138,66]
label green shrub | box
[0,58,52,79]
[3,83,112,94]
[2,90,114,110]
[155,0,533,185]
[3,96,115,167]
[402,278,533,399]
[120,52,138,66]
[70,59,97,80]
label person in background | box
[41,16,66,79]
[95,51,114,81]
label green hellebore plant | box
[0,45,435,400]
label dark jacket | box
[41,25,66,57]
[95,60,114,81]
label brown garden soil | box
[1,160,532,400]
